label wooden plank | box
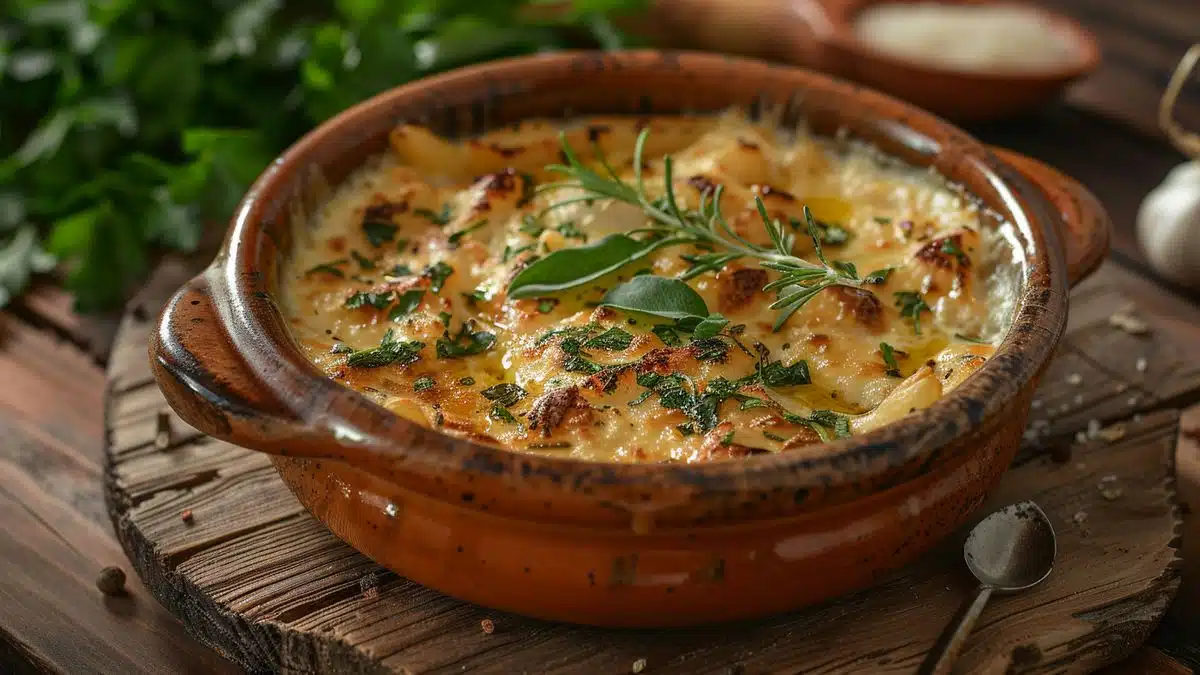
[102,260,1190,675]
[12,284,121,365]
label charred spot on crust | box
[362,199,409,223]
[737,137,760,150]
[718,267,768,312]
[528,386,587,437]
[830,286,884,331]
[915,234,970,270]
[687,175,719,195]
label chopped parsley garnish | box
[344,290,394,310]
[652,324,683,346]
[783,409,852,442]
[691,337,731,363]
[448,219,488,247]
[305,260,347,278]
[362,220,398,247]
[395,238,410,252]
[482,383,527,407]
[556,220,587,241]
[329,342,354,354]
[388,263,413,277]
[502,243,534,263]
[873,216,892,225]
[387,290,424,321]
[436,322,496,359]
[459,376,476,386]
[423,261,454,293]
[863,267,894,285]
[437,311,452,326]
[763,431,787,442]
[346,329,424,368]
[880,342,902,377]
[894,291,931,335]
[414,203,452,226]
[462,288,488,305]
[413,376,435,392]
[535,323,600,347]
[940,238,968,265]
[720,431,735,445]
[582,327,633,351]
[563,353,603,374]
[633,372,747,434]
[758,358,811,387]
[489,404,518,424]
[955,332,989,344]
[537,299,556,314]
[350,250,375,270]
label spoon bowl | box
[965,500,1057,591]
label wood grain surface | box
[101,260,1186,675]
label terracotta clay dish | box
[643,0,1102,121]
[150,51,1109,627]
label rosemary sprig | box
[522,129,865,330]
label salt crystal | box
[1127,395,1140,407]
[1108,312,1151,335]
[1073,511,1088,524]
[1066,373,1083,385]
[633,658,648,674]
[1031,399,1042,410]
[1075,431,1087,444]
[1135,357,1148,373]
[1086,419,1101,439]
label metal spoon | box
[917,501,1057,675]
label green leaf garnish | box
[350,250,375,270]
[894,291,931,335]
[423,261,454,293]
[344,290,393,310]
[863,267,894,285]
[305,260,348,278]
[447,219,487,247]
[363,220,398,247]
[758,359,811,387]
[599,275,709,321]
[880,342,902,377]
[387,289,425,321]
[954,332,990,344]
[436,322,496,359]
[582,327,633,351]
[481,383,527,407]
[414,203,452,226]
[346,329,424,369]
[691,313,729,341]
[413,376,435,392]
[507,234,667,299]
[651,324,683,346]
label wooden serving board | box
[104,261,1186,675]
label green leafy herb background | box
[0,0,643,310]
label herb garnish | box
[387,289,425,321]
[414,203,453,226]
[482,383,527,407]
[502,243,534,263]
[519,214,546,237]
[582,327,633,351]
[413,376,435,392]
[423,261,454,293]
[880,342,902,377]
[537,299,556,313]
[894,291,931,335]
[507,131,866,329]
[758,358,811,387]
[459,377,476,386]
[795,217,851,246]
[346,329,424,369]
[306,260,348,278]
[330,342,354,354]
[954,332,990,344]
[783,409,852,442]
[447,219,488,247]
[651,324,683,346]
[873,216,893,225]
[863,267,894,285]
[556,220,587,241]
[691,313,729,340]
[436,321,496,358]
[350,250,375,270]
[940,237,968,265]
[489,404,518,424]
[344,290,393,310]
[363,220,398,247]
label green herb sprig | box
[508,130,866,330]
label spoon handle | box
[917,584,995,675]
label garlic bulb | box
[1138,161,1200,287]
[1137,44,1200,288]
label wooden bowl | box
[643,0,1102,121]
[149,51,1109,627]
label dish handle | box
[989,147,1111,288]
[150,270,303,452]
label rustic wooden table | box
[2,1,1198,673]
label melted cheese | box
[279,113,1018,463]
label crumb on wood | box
[1066,372,1083,386]
[1108,311,1151,336]
[481,618,495,634]
[1098,475,1124,501]
[181,509,194,524]
[359,573,379,600]
[632,658,647,674]
[1135,357,1148,373]
[1097,423,1126,442]
[1073,510,1088,524]
[96,566,126,596]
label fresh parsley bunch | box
[0,0,642,310]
